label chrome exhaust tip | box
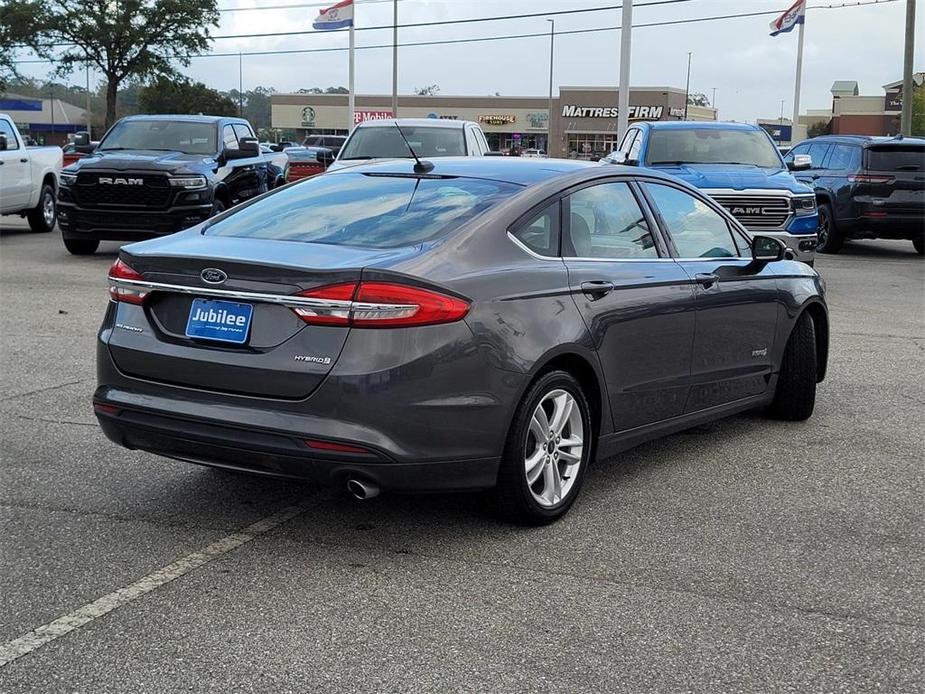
[346,477,380,500]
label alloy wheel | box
[524,389,584,507]
[42,190,56,226]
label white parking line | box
[0,501,313,668]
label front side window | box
[222,125,238,150]
[0,119,20,150]
[807,143,831,169]
[628,132,643,161]
[566,182,658,259]
[619,129,637,155]
[513,201,559,256]
[98,120,218,155]
[646,128,783,168]
[339,125,466,160]
[207,173,521,248]
[232,123,254,142]
[645,183,738,258]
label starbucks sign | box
[300,106,316,127]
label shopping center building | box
[270,86,717,158]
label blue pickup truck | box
[603,121,819,264]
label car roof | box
[118,114,248,125]
[327,156,595,185]
[803,134,925,147]
[644,121,762,132]
[355,118,475,129]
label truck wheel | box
[211,199,226,217]
[913,237,924,255]
[27,183,57,233]
[815,203,842,254]
[767,312,817,421]
[63,238,100,255]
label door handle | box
[19,158,28,163]
[695,273,719,288]
[580,280,615,300]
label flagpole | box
[791,17,805,137]
[348,22,356,130]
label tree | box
[140,77,236,116]
[0,3,29,91]
[227,86,275,131]
[415,84,440,96]
[324,86,348,94]
[807,119,832,138]
[12,0,219,128]
[912,85,925,137]
[686,92,710,107]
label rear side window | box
[566,182,658,259]
[867,146,924,172]
[513,202,559,256]
[207,173,521,248]
[825,144,861,171]
[645,183,739,258]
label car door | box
[642,181,780,411]
[560,178,696,431]
[219,123,262,204]
[0,118,30,211]
[820,143,862,221]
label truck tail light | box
[847,174,894,184]
[293,282,469,328]
[107,258,148,304]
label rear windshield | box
[867,146,924,171]
[206,173,521,248]
[646,128,783,168]
[339,126,466,160]
[98,120,217,155]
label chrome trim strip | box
[110,278,352,309]
[702,188,795,198]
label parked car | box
[328,118,491,171]
[62,141,98,167]
[604,121,819,265]
[784,135,925,254]
[56,115,288,255]
[0,113,62,233]
[522,149,547,159]
[302,134,347,157]
[285,146,335,181]
[94,157,828,524]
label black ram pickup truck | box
[57,115,288,255]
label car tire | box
[63,237,100,255]
[768,312,817,421]
[913,237,924,255]
[815,203,842,254]
[211,198,226,217]
[494,370,593,525]
[27,183,57,233]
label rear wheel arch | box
[795,300,828,383]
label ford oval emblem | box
[201,268,227,284]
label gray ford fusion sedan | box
[95,157,828,524]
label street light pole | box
[616,0,633,139]
[85,63,91,137]
[392,0,398,118]
[547,19,554,156]
[900,0,916,136]
[711,86,717,115]
[683,52,692,120]
[779,99,785,145]
[238,52,244,117]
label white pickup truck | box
[0,113,62,233]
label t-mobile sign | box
[354,110,393,124]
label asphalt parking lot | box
[0,220,922,693]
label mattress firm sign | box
[561,105,664,120]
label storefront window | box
[567,134,619,160]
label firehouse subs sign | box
[561,105,664,120]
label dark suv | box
[784,135,924,254]
[302,134,347,156]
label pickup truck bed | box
[0,113,62,233]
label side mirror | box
[225,137,260,160]
[751,235,787,262]
[317,149,335,167]
[0,134,7,151]
[787,154,812,171]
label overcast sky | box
[18,0,924,123]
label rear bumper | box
[58,201,213,241]
[94,401,500,491]
[838,211,925,240]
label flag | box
[313,0,354,30]
[769,0,806,36]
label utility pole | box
[547,19,555,156]
[683,52,692,120]
[85,63,91,137]
[711,86,717,115]
[901,0,916,136]
[616,0,632,139]
[391,0,398,118]
[779,99,785,145]
[238,52,244,117]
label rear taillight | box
[847,174,894,184]
[292,281,469,328]
[107,258,148,305]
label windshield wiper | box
[341,156,375,160]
